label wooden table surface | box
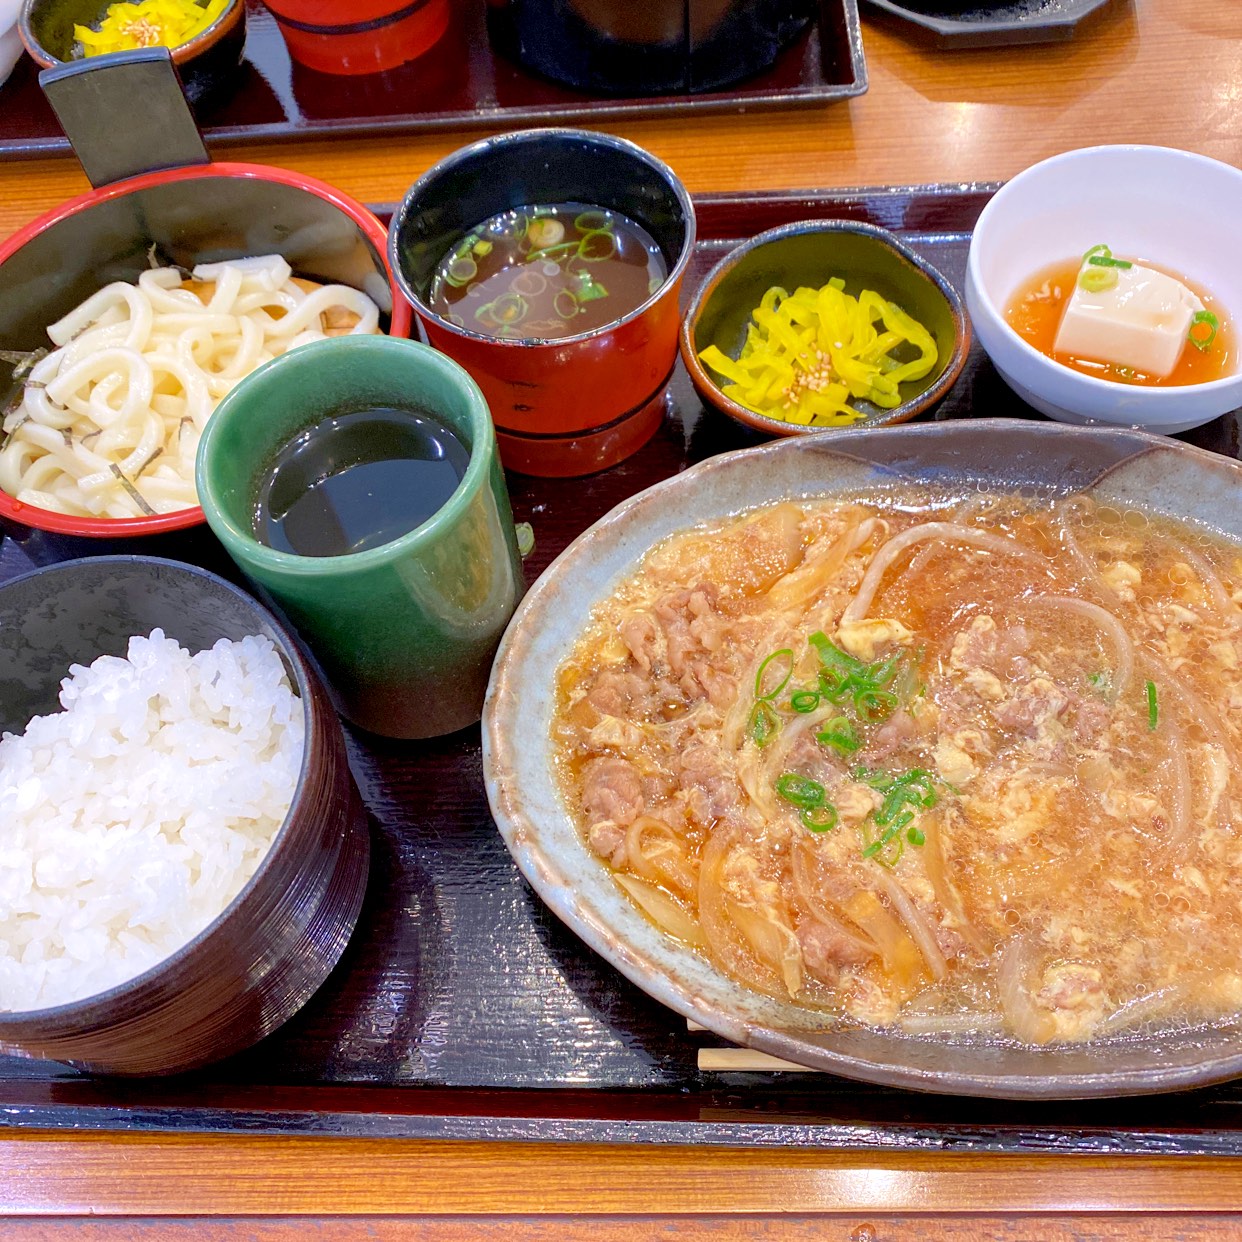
[3,0,1242,1234]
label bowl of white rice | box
[0,555,370,1075]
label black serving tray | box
[0,0,866,161]
[1,185,1240,1151]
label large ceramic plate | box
[482,419,1242,1099]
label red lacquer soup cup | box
[0,161,411,565]
[261,0,452,75]
[389,128,696,478]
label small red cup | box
[388,129,696,478]
[261,0,452,75]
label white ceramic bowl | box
[966,145,1242,434]
[0,0,23,88]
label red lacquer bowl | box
[0,162,410,559]
[389,128,696,478]
[261,0,452,75]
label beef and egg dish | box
[553,493,1242,1043]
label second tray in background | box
[0,0,867,161]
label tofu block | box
[1054,260,1204,377]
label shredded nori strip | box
[133,445,163,480]
[147,242,192,279]
[109,463,156,516]
[0,347,49,433]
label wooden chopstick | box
[687,1019,824,1072]
[696,1048,824,1072]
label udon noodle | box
[0,255,380,519]
[553,492,1242,1043]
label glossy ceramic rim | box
[483,419,1242,1099]
[680,218,971,436]
[196,334,496,577]
[967,145,1242,402]
[0,554,316,1022]
[0,161,410,541]
[19,0,244,66]
[388,127,697,351]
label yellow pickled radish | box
[698,279,938,428]
[75,0,230,56]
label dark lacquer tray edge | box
[0,0,867,162]
[1,1092,1240,1153]
[371,181,1001,239]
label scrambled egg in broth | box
[552,493,1242,1043]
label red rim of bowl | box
[0,161,410,539]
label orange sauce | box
[1005,258,1233,387]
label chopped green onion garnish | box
[1087,255,1133,269]
[1082,244,1111,263]
[867,651,904,686]
[526,240,578,263]
[573,274,610,303]
[817,716,861,755]
[775,772,826,810]
[801,804,838,834]
[755,648,795,702]
[445,256,478,287]
[1188,310,1219,353]
[574,210,612,233]
[515,522,535,557]
[1087,670,1113,696]
[578,230,618,263]
[1080,266,1120,294]
[790,689,822,714]
[490,293,529,326]
[1146,679,1159,730]
[749,701,778,748]
[854,764,895,790]
[853,766,940,862]
[854,687,899,723]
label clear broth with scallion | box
[252,406,470,557]
[1006,258,1233,386]
[428,202,668,341]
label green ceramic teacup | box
[196,334,524,739]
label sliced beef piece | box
[587,820,627,867]
[619,614,661,673]
[654,585,722,676]
[586,670,650,718]
[798,917,873,984]
[994,676,1069,738]
[581,756,645,827]
[679,742,737,825]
